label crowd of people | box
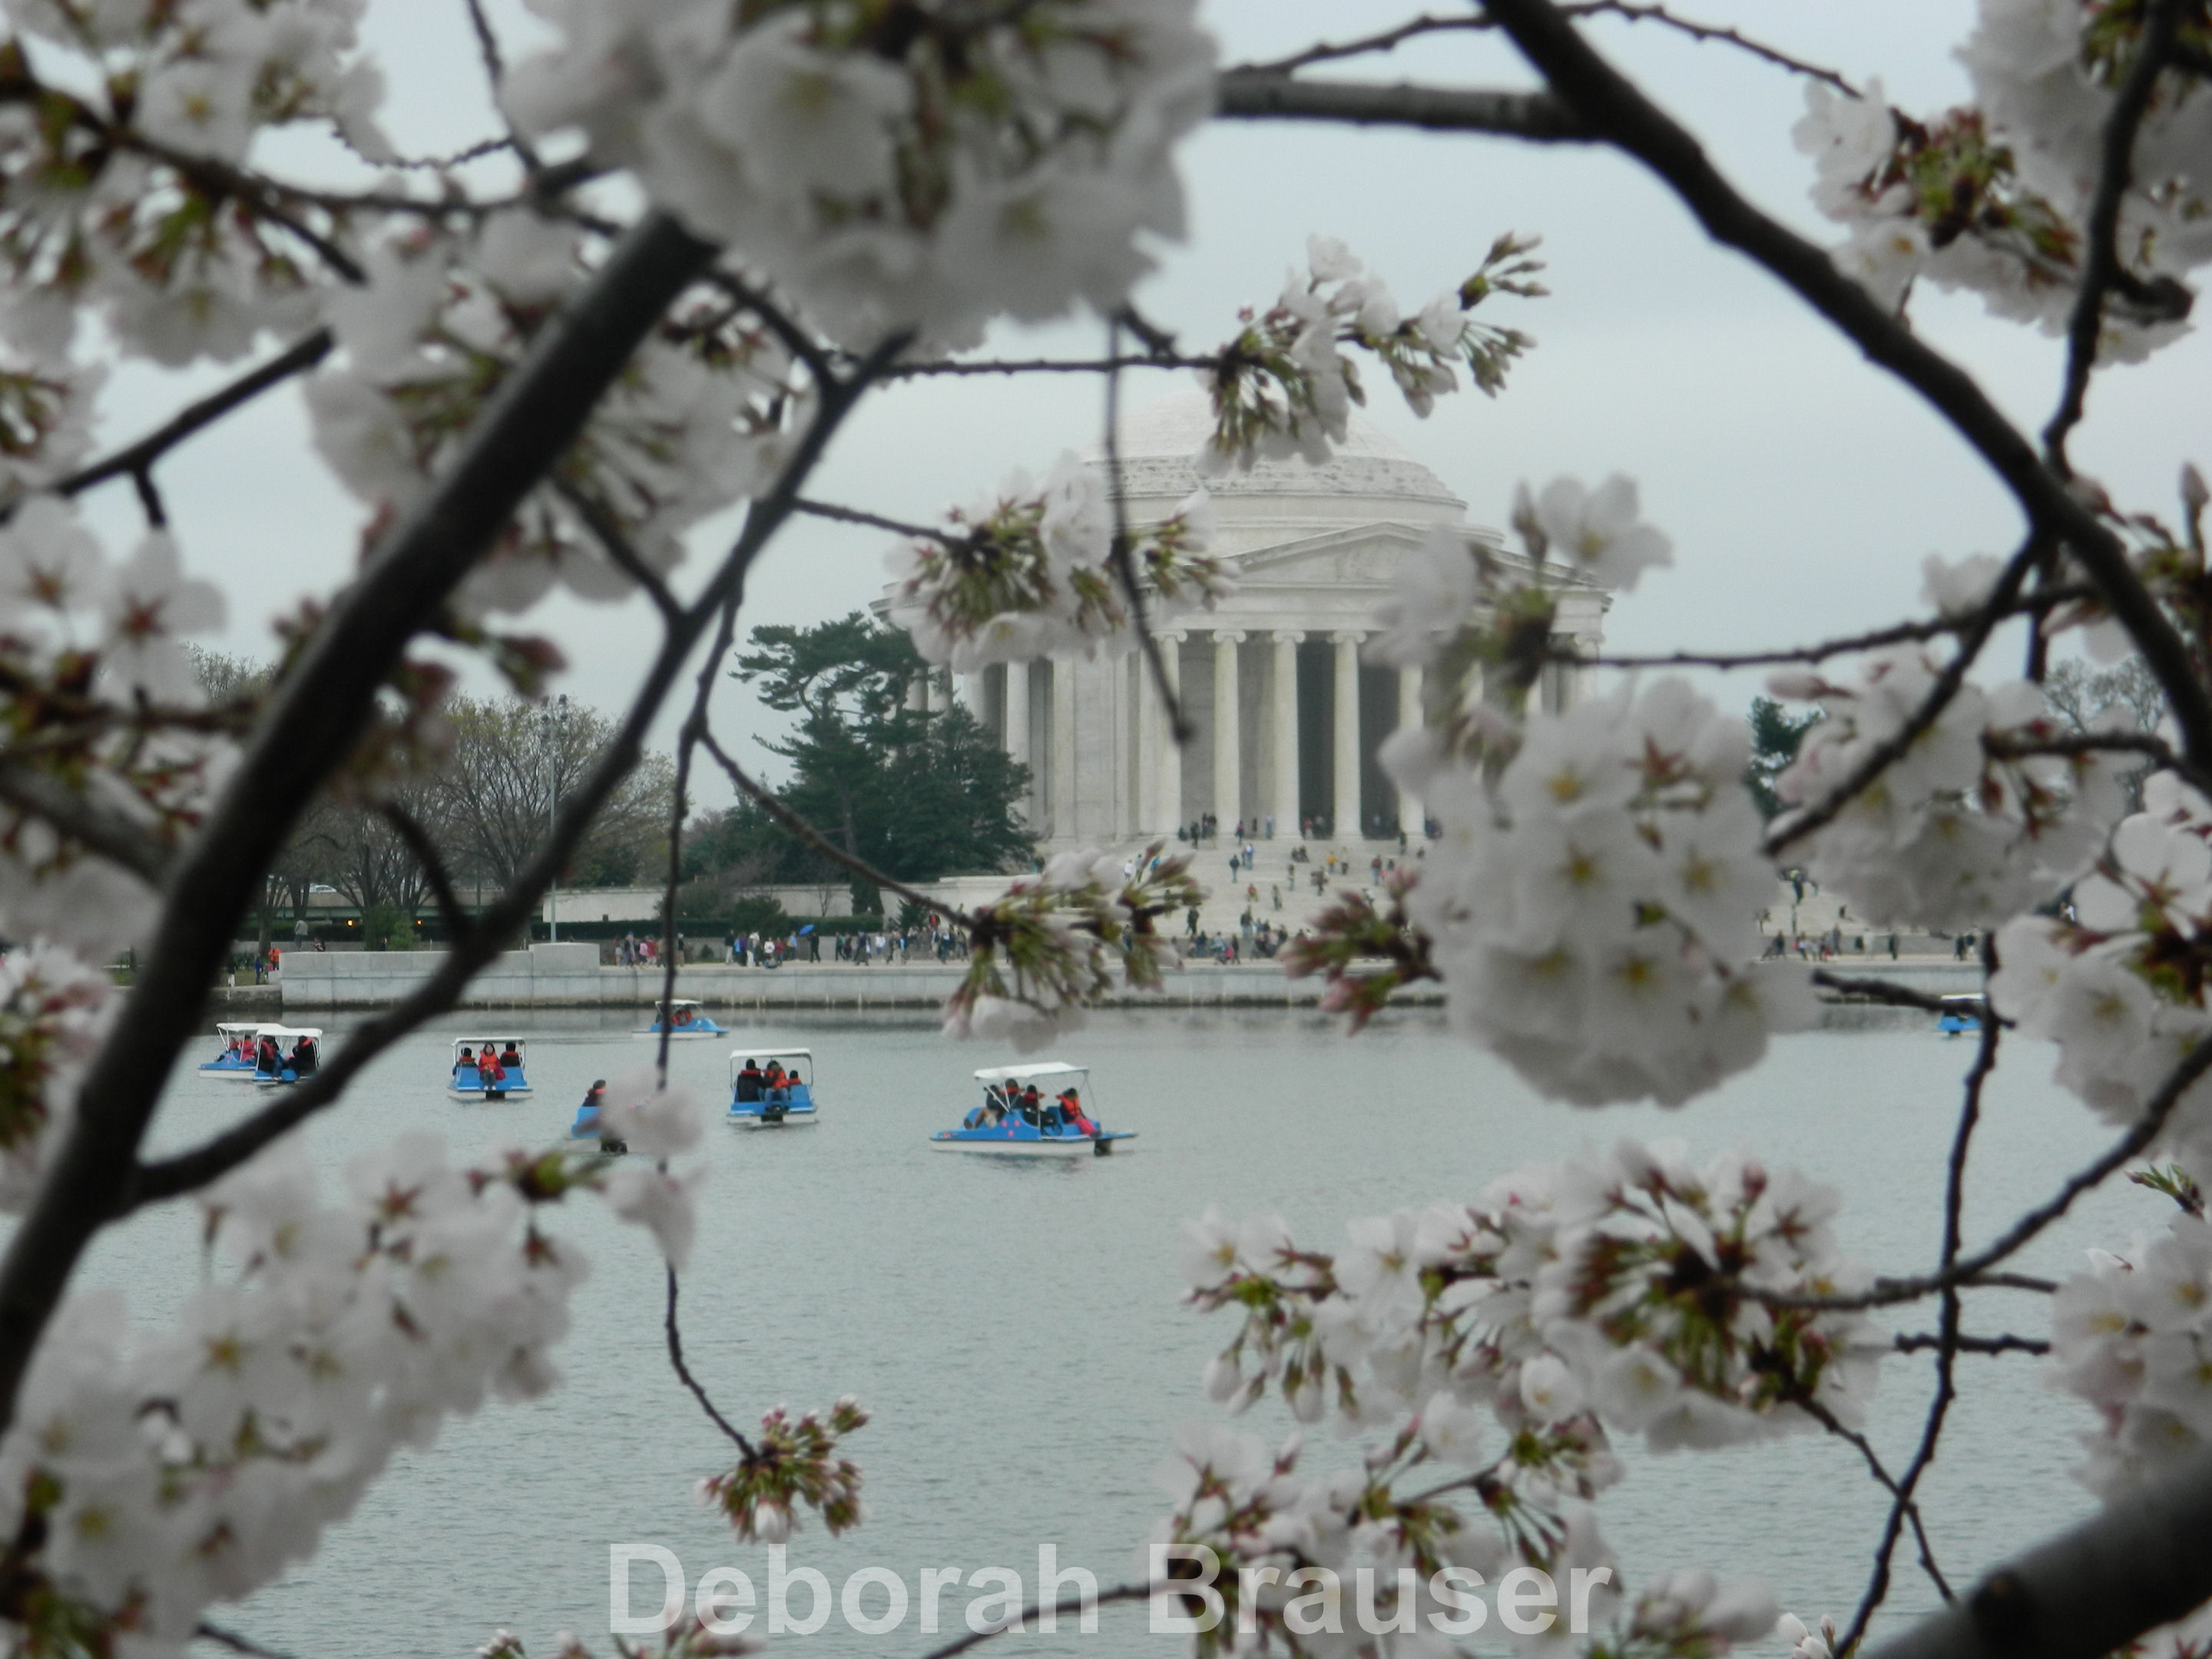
[961,1080,1098,1137]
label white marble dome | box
[1088,388,1467,558]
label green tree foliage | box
[697,612,1033,908]
[1745,696,1819,820]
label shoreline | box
[212,947,1985,1030]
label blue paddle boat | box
[569,1081,628,1152]
[200,1022,267,1081]
[634,998,724,1039]
[929,1062,1136,1159]
[1936,995,1987,1037]
[250,1026,324,1086]
[450,1037,532,1098]
[729,1048,818,1128]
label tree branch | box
[2044,0,2190,469]
[1892,1331,2050,1357]
[379,802,471,947]
[1810,972,1973,1015]
[45,329,334,508]
[698,731,961,925]
[1213,69,1592,141]
[1771,1031,2212,1313]
[0,762,172,887]
[551,477,683,624]
[0,211,724,1431]
[911,1583,1154,1659]
[124,310,903,1215]
[1576,584,2098,670]
[1863,1443,2212,1659]
[1474,0,2212,772]
[664,1263,756,1459]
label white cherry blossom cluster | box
[1772,645,2130,932]
[503,0,1215,348]
[1150,1418,1626,1657]
[0,943,112,1214]
[307,214,799,618]
[884,455,1225,671]
[0,0,389,368]
[1989,774,2212,1152]
[0,495,230,952]
[2048,1201,2212,1504]
[0,1129,625,1657]
[1794,2,2212,353]
[698,1396,869,1544]
[1386,680,1810,1107]
[1200,233,1542,474]
[1184,1141,1876,1461]
[942,843,1202,1051]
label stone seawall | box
[271,946,1986,1023]
[274,944,1433,1012]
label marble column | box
[1214,631,1244,833]
[1271,631,1303,837]
[1396,665,1422,837]
[1050,661,1076,841]
[1332,631,1363,841]
[1132,650,1157,834]
[955,671,982,714]
[906,673,928,713]
[1156,634,1184,837]
[1004,658,1031,824]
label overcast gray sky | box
[89,1,2200,796]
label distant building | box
[892,389,1608,847]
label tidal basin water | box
[109,1008,2163,1657]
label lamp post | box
[543,694,570,942]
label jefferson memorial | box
[934,389,1608,849]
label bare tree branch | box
[1575,583,2098,670]
[1214,69,1592,141]
[379,801,472,946]
[911,1584,1154,1659]
[1892,1331,2050,1357]
[664,1263,757,1459]
[551,477,683,624]
[1810,972,1973,1015]
[1230,4,1859,94]
[45,329,334,509]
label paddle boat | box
[929,1062,1136,1158]
[569,1081,628,1153]
[200,1022,269,1081]
[450,1037,532,1099]
[634,999,724,1039]
[1936,994,1988,1036]
[250,1026,324,1086]
[728,1048,818,1128]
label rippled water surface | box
[107,1008,2159,1657]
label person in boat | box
[1059,1088,1098,1137]
[499,1042,522,1071]
[454,1045,475,1077]
[963,1103,988,1129]
[672,1005,693,1028]
[764,1060,786,1092]
[578,1081,628,1154]
[737,1058,764,1102]
[478,1045,505,1090]
[287,1035,319,1077]
[1018,1084,1043,1125]
[256,1035,283,1075]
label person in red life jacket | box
[257,1035,283,1075]
[453,1045,475,1077]
[499,1042,522,1072]
[1058,1088,1098,1136]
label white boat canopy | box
[972,1061,1086,1084]
[253,1026,323,1041]
[453,1037,528,1050]
[662,999,704,1010]
[215,1022,266,1036]
[730,1048,813,1064]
